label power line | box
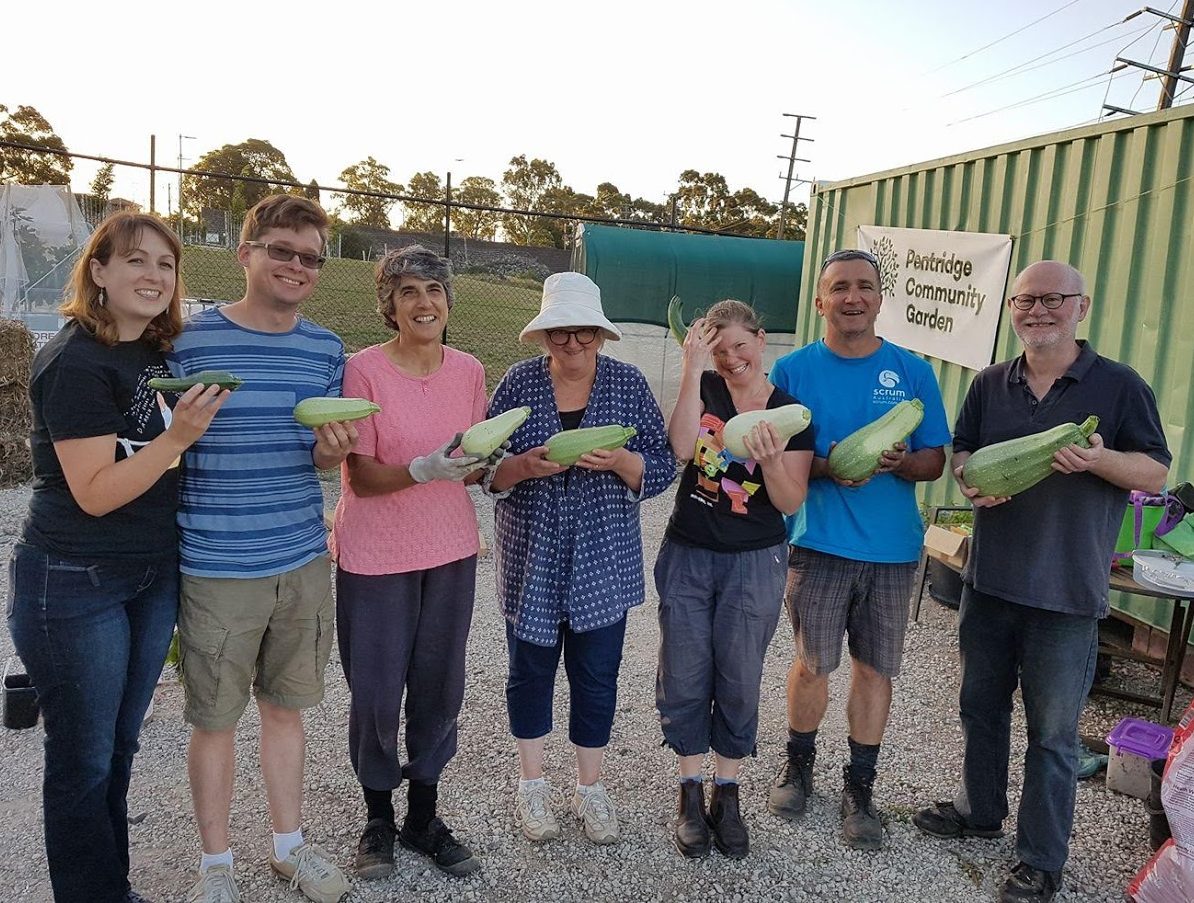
[1100,15,1164,115]
[942,21,1148,98]
[947,68,1128,125]
[924,0,1086,74]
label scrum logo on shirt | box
[872,369,908,405]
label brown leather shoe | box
[674,780,711,858]
[708,782,749,859]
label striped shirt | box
[168,308,345,578]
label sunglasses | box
[819,248,881,277]
[244,241,327,270]
[546,327,598,346]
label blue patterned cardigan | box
[489,354,676,646]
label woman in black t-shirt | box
[8,212,227,903]
[654,299,813,860]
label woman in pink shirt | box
[330,245,497,881]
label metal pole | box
[777,113,815,240]
[443,172,451,346]
[444,170,451,259]
[149,135,156,214]
[1159,0,1194,110]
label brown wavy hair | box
[704,298,763,333]
[59,212,185,350]
[241,194,329,247]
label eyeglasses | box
[819,249,881,277]
[244,241,327,270]
[1009,293,1082,310]
[546,327,598,346]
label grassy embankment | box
[182,246,544,389]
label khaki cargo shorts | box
[178,555,334,731]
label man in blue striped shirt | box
[170,196,356,903]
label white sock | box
[273,828,304,862]
[199,849,233,873]
[576,781,602,795]
[519,777,546,793]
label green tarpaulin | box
[571,224,804,334]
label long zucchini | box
[962,415,1099,497]
[828,399,924,482]
[545,424,637,466]
[148,370,244,392]
[293,397,382,427]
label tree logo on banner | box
[871,236,899,298]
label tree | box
[728,187,779,238]
[89,163,115,204]
[772,201,808,241]
[334,157,400,228]
[0,103,72,184]
[402,171,445,234]
[304,179,320,203]
[666,170,735,230]
[452,176,501,240]
[500,155,563,245]
[181,139,297,218]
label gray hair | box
[375,244,454,331]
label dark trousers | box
[7,541,178,903]
[506,615,626,748]
[654,539,786,758]
[954,585,1098,873]
[336,556,476,790]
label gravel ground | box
[0,479,1188,903]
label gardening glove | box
[409,433,482,483]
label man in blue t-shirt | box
[768,249,951,850]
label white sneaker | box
[269,841,352,903]
[571,781,620,844]
[514,782,561,842]
[188,865,241,903]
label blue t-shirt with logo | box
[770,339,951,563]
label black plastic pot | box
[1146,757,1171,851]
[927,558,964,610]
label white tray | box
[1132,550,1194,597]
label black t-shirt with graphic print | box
[22,320,180,561]
[666,370,814,552]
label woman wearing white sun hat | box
[486,272,676,846]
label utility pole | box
[177,134,195,240]
[776,113,815,241]
[149,135,157,213]
[1159,0,1194,110]
[1106,5,1194,117]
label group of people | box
[6,192,1171,903]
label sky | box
[3,0,1188,220]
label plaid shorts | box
[783,547,916,678]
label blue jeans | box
[7,541,178,903]
[953,585,1098,874]
[506,616,626,747]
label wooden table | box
[913,546,1194,722]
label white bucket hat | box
[519,272,622,344]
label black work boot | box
[355,817,397,879]
[399,815,480,876]
[840,765,883,850]
[708,782,749,859]
[768,743,815,820]
[1000,862,1062,902]
[673,780,711,858]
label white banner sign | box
[857,225,1012,371]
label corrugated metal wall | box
[799,104,1194,628]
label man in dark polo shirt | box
[912,260,1170,903]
